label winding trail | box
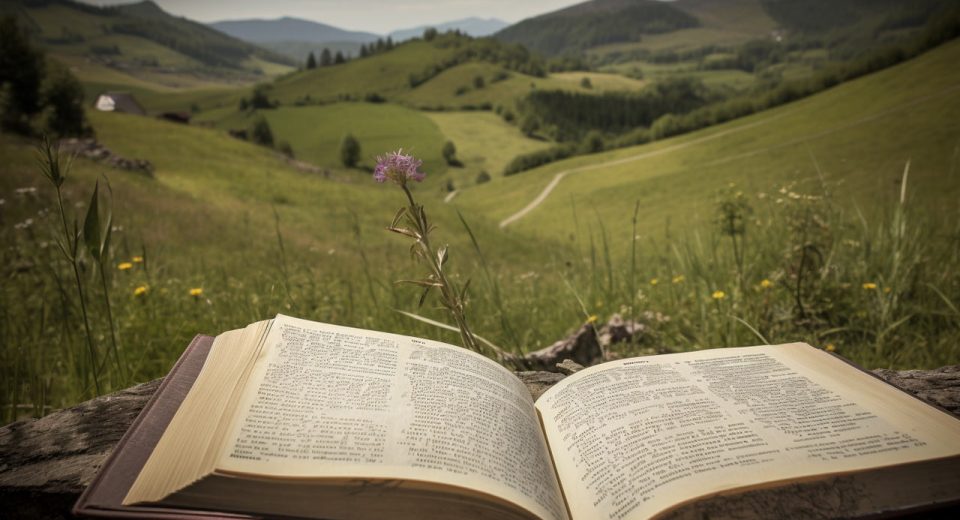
[498,83,960,229]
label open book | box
[107,315,960,519]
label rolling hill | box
[495,0,701,56]
[4,0,294,91]
[456,37,960,250]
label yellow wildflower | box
[189,287,204,297]
[824,343,836,352]
[712,290,726,300]
[132,256,144,263]
[133,285,148,297]
[883,287,892,294]
[586,315,598,324]
[672,275,685,284]
[862,282,877,290]
[649,278,659,286]
[760,279,773,289]
[117,262,133,271]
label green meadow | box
[3,9,960,422]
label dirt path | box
[498,84,960,228]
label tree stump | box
[1,366,958,519]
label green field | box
[3,15,960,421]
[457,39,960,248]
[425,111,554,183]
[261,103,450,174]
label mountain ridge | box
[209,16,380,44]
[388,17,509,41]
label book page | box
[535,343,960,520]
[216,314,568,520]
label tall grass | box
[2,152,958,423]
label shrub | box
[475,170,491,184]
[43,63,90,137]
[250,116,274,147]
[340,133,361,168]
[442,141,457,165]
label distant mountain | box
[495,0,700,56]
[209,17,379,45]
[388,17,509,42]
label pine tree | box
[319,48,333,67]
[340,133,361,168]
[251,116,274,147]
[359,44,368,58]
[306,51,317,69]
[334,51,345,64]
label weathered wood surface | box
[1,365,958,519]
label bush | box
[249,85,273,109]
[442,141,457,165]
[580,130,604,153]
[250,116,274,146]
[43,63,90,137]
[475,170,491,184]
[473,75,485,89]
[340,133,361,168]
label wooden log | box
[1,366,958,519]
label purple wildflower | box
[373,150,425,185]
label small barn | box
[94,92,146,116]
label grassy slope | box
[19,1,294,93]
[398,62,649,110]
[456,39,960,253]
[425,111,554,183]
[268,41,457,103]
[261,103,449,174]
[587,0,776,56]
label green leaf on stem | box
[83,180,102,261]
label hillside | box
[5,0,294,90]
[456,38,960,249]
[495,0,700,56]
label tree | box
[473,75,485,89]
[44,63,90,137]
[334,51,345,64]
[340,133,361,168]
[359,44,368,57]
[251,116,274,147]
[580,76,592,89]
[442,140,457,165]
[520,114,540,137]
[580,130,604,154]
[319,48,333,67]
[306,51,317,69]
[0,16,45,133]
[249,84,272,109]
[423,27,438,41]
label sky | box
[80,0,587,34]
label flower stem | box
[56,186,101,396]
